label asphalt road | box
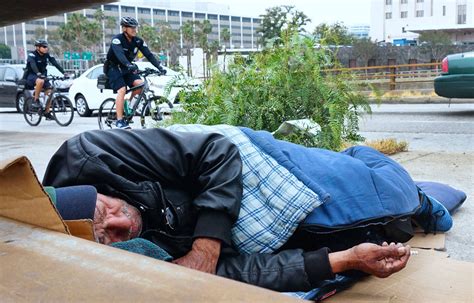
[1,102,473,261]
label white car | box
[69,62,200,117]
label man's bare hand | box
[350,242,410,277]
[329,242,410,278]
[172,238,221,274]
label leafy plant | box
[171,30,371,150]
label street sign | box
[81,52,93,60]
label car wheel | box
[75,94,92,117]
[16,93,26,113]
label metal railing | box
[325,62,442,90]
[0,59,96,75]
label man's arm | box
[47,54,65,74]
[27,53,40,75]
[137,39,164,72]
[173,238,221,274]
[217,243,410,292]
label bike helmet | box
[34,39,48,47]
[120,17,139,28]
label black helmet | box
[34,39,48,47]
[120,17,139,28]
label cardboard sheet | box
[0,156,95,240]
[406,232,446,251]
[326,249,473,303]
[0,156,68,234]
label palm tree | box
[156,21,179,67]
[195,20,213,78]
[220,28,230,72]
[181,20,195,76]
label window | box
[195,13,205,19]
[182,12,193,18]
[87,67,104,80]
[208,14,217,20]
[457,5,466,24]
[416,0,423,2]
[386,12,392,19]
[4,68,16,81]
[386,0,392,4]
[138,8,150,15]
[416,10,424,17]
[443,6,446,16]
[220,15,229,21]
[242,17,251,23]
[400,0,408,3]
[168,10,179,17]
[154,9,165,16]
[231,16,240,22]
[121,6,134,13]
[104,5,118,12]
[401,11,408,18]
[0,67,6,81]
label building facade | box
[349,24,371,39]
[0,1,262,60]
[370,0,474,44]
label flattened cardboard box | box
[1,156,473,302]
[0,156,94,240]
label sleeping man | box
[42,125,454,292]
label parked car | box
[68,62,201,117]
[434,51,474,98]
[0,64,72,112]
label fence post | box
[389,65,396,90]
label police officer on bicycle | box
[105,17,166,129]
[25,39,66,120]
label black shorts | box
[107,66,141,93]
[26,74,51,90]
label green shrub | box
[171,31,371,150]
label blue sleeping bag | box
[241,128,420,229]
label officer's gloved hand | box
[127,64,139,73]
[159,68,167,76]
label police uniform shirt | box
[26,50,64,76]
[106,33,162,70]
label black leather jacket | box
[26,50,64,77]
[43,128,333,292]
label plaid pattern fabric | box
[167,124,322,254]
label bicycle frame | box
[123,71,165,122]
[24,77,65,109]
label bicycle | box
[22,75,74,127]
[97,68,172,130]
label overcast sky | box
[209,0,373,28]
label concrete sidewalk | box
[391,151,473,262]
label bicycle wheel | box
[22,97,42,126]
[98,98,117,130]
[140,100,163,129]
[51,95,74,126]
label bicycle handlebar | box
[137,68,166,77]
[47,75,71,81]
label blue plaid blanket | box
[167,124,322,254]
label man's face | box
[123,26,138,37]
[36,45,48,55]
[93,194,143,244]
